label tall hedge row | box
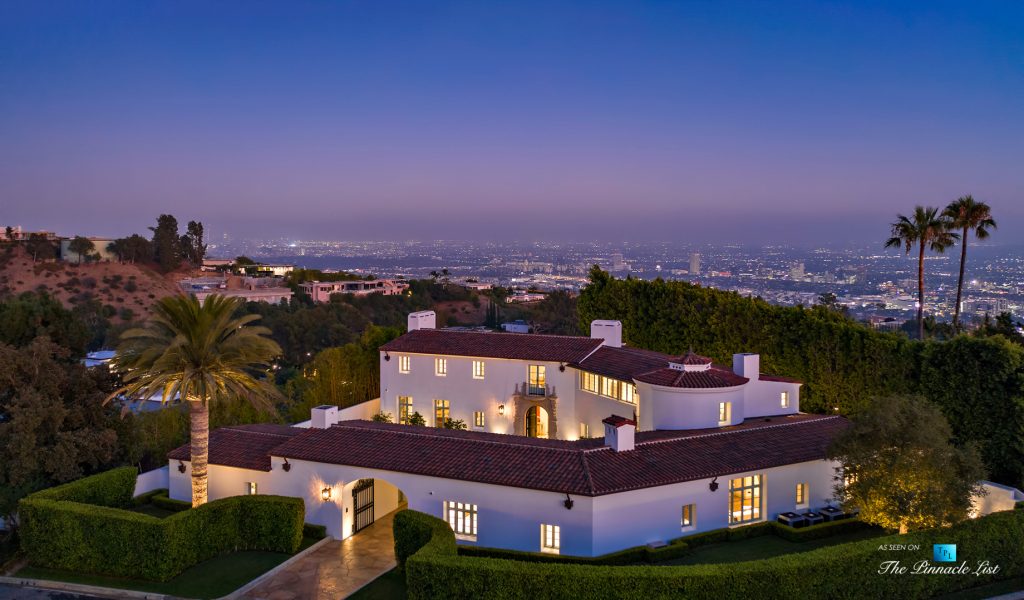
[400,509,1024,600]
[577,269,1024,486]
[19,468,304,581]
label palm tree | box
[942,196,996,332]
[885,206,958,340]
[110,294,281,507]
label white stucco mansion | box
[162,311,1019,556]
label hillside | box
[0,245,188,323]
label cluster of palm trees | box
[885,195,996,340]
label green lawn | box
[654,527,888,566]
[16,535,321,600]
[348,567,408,600]
[127,503,179,519]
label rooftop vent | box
[602,415,636,452]
[311,405,339,429]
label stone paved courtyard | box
[241,510,397,600]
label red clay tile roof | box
[167,424,304,472]
[602,415,636,427]
[634,365,749,388]
[760,373,803,384]
[380,329,603,363]
[675,351,713,365]
[262,414,847,496]
[571,346,670,382]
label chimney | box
[591,320,622,348]
[732,353,760,381]
[408,310,436,331]
[602,415,636,452]
[311,405,339,429]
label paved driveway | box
[241,510,398,600]
[0,585,101,600]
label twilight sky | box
[1,1,1022,244]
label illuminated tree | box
[828,396,985,534]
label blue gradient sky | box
[2,1,1022,243]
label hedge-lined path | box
[240,510,397,600]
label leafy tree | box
[943,196,996,332]
[975,312,1024,346]
[4,226,14,242]
[443,418,468,430]
[235,256,256,266]
[149,214,182,272]
[828,396,985,534]
[0,291,90,356]
[109,234,153,264]
[180,220,207,265]
[407,411,426,426]
[371,411,394,423]
[68,236,95,264]
[885,206,958,340]
[0,337,120,523]
[526,290,579,335]
[111,295,281,507]
[26,233,56,262]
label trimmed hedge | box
[399,509,1024,600]
[457,516,874,566]
[303,523,328,540]
[132,487,167,506]
[151,491,191,512]
[19,469,304,581]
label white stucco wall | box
[134,466,169,496]
[637,383,746,431]
[743,380,802,418]
[972,480,1024,516]
[380,352,577,436]
[168,452,840,556]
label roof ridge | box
[413,329,600,342]
[330,421,584,453]
[222,425,297,438]
[634,415,841,449]
[578,451,597,495]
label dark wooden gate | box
[352,479,374,534]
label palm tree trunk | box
[917,241,926,340]
[189,399,210,507]
[953,226,968,332]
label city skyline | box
[2,1,1023,243]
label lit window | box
[729,475,763,524]
[621,383,636,404]
[245,482,257,495]
[718,402,731,425]
[435,358,447,376]
[681,504,696,529]
[580,371,598,394]
[796,482,808,507]
[398,396,413,425]
[540,524,560,554]
[434,399,450,427]
[601,376,619,399]
[444,501,477,540]
[579,422,590,438]
[781,391,790,408]
[472,360,485,379]
[398,355,410,374]
[528,365,546,395]
[474,411,485,428]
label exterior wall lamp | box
[563,494,574,510]
[321,487,332,502]
[384,351,391,362]
[709,477,719,492]
[498,404,505,416]
[177,461,186,473]
[282,458,291,472]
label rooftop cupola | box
[602,414,636,452]
[668,350,713,373]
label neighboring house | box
[59,237,118,262]
[237,263,294,277]
[501,320,531,333]
[299,279,408,303]
[83,349,116,369]
[179,276,292,304]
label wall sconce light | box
[177,461,186,473]
[498,404,505,416]
[384,352,391,362]
[709,477,719,492]
[559,363,566,372]
[321,487,332,502]
[563,494,574,510]
[282,458,291,472]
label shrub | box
[132,487,167,506]
[124,280,138,293]
[399,509,1024,600]
[19,470,304,581]
[303,523,328,540]
[151,492,191,512]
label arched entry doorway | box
[341,478,407,537]
[525,405,549,438]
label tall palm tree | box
[885,206,958,340]
[110,294,281,507]
[943,195,996,332]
